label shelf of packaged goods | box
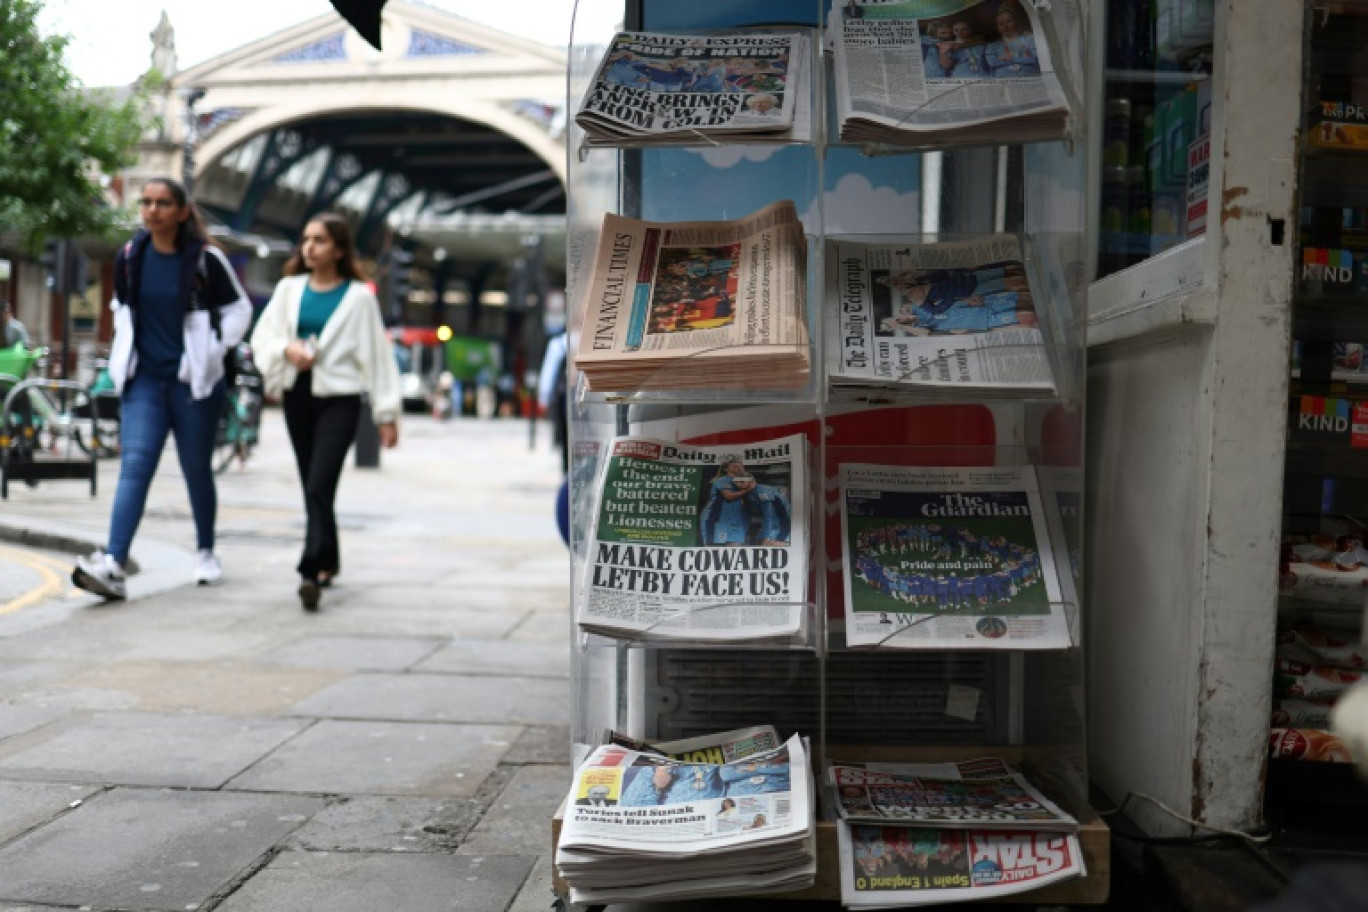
[1283,444,1368,481]
[1103,68,1210,87]
[1291,300,1368,343]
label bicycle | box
[214,342,264,474]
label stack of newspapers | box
[829,756,1085,908]
[556,726,816,904]
[824,234,1058,398]
[577,433,810,644]
[574,200,810,392]
[575,30,812,146]
[829,0,1072,148]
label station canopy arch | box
[169,0,568,296]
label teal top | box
[297,280,349,340]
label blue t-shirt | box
[297,281,349,340]
[135,247,185,380]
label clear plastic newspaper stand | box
[556,0,1108,906]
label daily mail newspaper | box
[606,725,783,764]
[831,0,1071,147]
[829,757,1077,832]
[574,201,810,392]
[838,463,1070,649]
[578,434,809,642]
[558,734,811,854]
[826,235,1056,396]
[836,820,1085,908]
[576,30,812,144]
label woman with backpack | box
[72,177,253,601]
[250,212,401,610]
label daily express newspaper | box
[831,0,1071,146]
[826,235,1056,395]
[573,201,810,391]
[606,725,783,765]
[576,31,811,144]
[838,463,1070,649]
[578,434,809,642]
[837,820,1085,907]
[829,757,1077,832]
[559,734,811,852]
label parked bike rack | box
[0,377,98,499]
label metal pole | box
[59,241,72,381]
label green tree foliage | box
[0,0,152,247]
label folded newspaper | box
[836,820,1085,908]
[830,0,1072,148]
[606,724,783,763]
[837,463,1072,649]
[556,733,816,903]
[825,235,1056,397]
[578,433,809,642]
[576,30,813,146]
[573,200,810,392]
[828,757,1077,832]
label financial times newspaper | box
[559,734,811,852]
[573,201,810,391]
[838,463,1070,649]
[826,235,1056,395]
[829,758,1077,832]
[837,821,1085,907]
[576,31,812,144]
[578,434,809,641]
[831,0,1071,146]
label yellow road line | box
[0,544,71,616]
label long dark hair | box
[283,212,368,281]
[141,177,212,248]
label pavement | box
[0,407,574,912]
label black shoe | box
[298,578,320,611]
[317,572,334,588]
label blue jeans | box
[108,373,225,565]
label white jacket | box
[250,275,402,425]
[106,245,254,400]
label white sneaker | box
[72,550,126,601]
[194,550,222,586]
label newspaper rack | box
[562,0,1104,906]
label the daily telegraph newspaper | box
[606,724,783,764]
[838,463,1070,649]
[829,758,1077,832]
[557,734,816,902]
[574,201,810,392]
[831,0,1071,147]
[578,434,809,642]
[576,30,812,145]
[825,235,1056,396]
[836,821,1085,907]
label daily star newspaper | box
[838,463,1070,649]
[578,434,809,642]
[825,235,1056,396]
[606,724,783,764]
[573,201,810,392]
[837,821,1085,907]
[829,757,1077,832]
[576,30,812,144]
[831,0,1072,147]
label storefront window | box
[1097,0,1214,279]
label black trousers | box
[282,373,361,581]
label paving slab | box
[226,719,521,797]
[262,634,447,671]
[0,781,100,843]
[0,788,322,911]
[457,764,569,856]
[0,705,65,742]
[286,795,488,852]
[289,672,570,724]
[279,604,526,639]
[214,850,535,912]
[504,724,573,765]
[507,854,560,912]
[0,660,79,697]
[29,660,345,715]
[417,639,571,678]
[0,711,308,787]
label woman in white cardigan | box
[251,213,401,610]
